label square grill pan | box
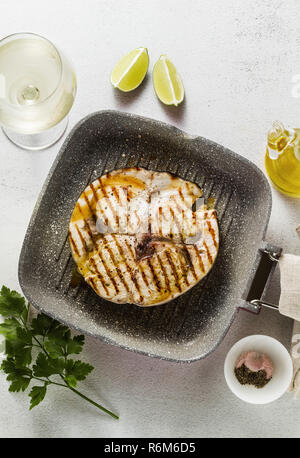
[19,111,273,362]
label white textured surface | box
[0,0,300,438]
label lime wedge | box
[153,55,184,106]
[111,47,149,92]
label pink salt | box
[235,351,273,379]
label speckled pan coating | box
[18,110,273,362]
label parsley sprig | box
[0,286,118,419]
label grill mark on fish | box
[69,233,80,257]
[147,258,161,291]
[132,235,150,289]
[109,188,120,230]
[161,206,173,238]
[110,187,123,230]
[126,195,130,230]
[203,240,213,264]
[207,220,218,248]
[178,187,185,205]
[75,224,87,252]
[166,250,182,292]
[158,207,162,236]
[82,191,94,217]
[170,207,182,238]
[76,202,97,245]
[188,255,197,281]
[171,194,185,214]
[147,192,151,234]
[112,186,120,203]
[89,182,99,205]
[88,276,99,295]
[81,193,101,238]
[115,266,130,292]
[163,207,182,239]
[194,245,205,273]
[181,245,197,279]
[181,209,185,236]
[89,257,109,295]
[104,238,131,293]
[90,181,109,227]
[98,178,119,228]
[125,239,135,260]
[157,253,171,294]
[111,234,142,300]
[96,249,119,294]
[130,275,142,301]
[190,211,197,235]
[177,249,190,286]
[139,264,150,288]
[179,247,191,286]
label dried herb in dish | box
[234,350,273,389]
[235,363,271,389]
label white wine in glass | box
[0,33,76,150]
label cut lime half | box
[111,47,149,92]
[153,55,184,106]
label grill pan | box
[18,110,281,362]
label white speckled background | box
[0,0,300,438]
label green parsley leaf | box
[16,327,32,345]
[15,346,32,368]
[64,375,78,387]
[2,325,33,367]
[46,326,71,346]
[0,318,20,340]
[5,339,32,366]
[1,357,32,392]
[65,359,94,382]
[21,304,29,324]
[7,373,31,392]
[44,333,85,359]
[1,357,16,374]
[4,327,33,367]
[33,352,64,378]
[31,314,55,337]
[29,384,48,409]
[0,286,25,317]
[43,339,65,358]
[66,335,85,356]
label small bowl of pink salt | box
[224,335,293,404]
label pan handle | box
[241,243,282,314]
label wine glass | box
[0,33,77,150]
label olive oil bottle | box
[265,121,300,197]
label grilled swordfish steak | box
[69,167,219,306]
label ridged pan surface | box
[18,111,272,362]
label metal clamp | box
[250,299,279,311]
[249,249,280,311]
[242,246,281,314]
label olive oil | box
[265,121,300,197]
